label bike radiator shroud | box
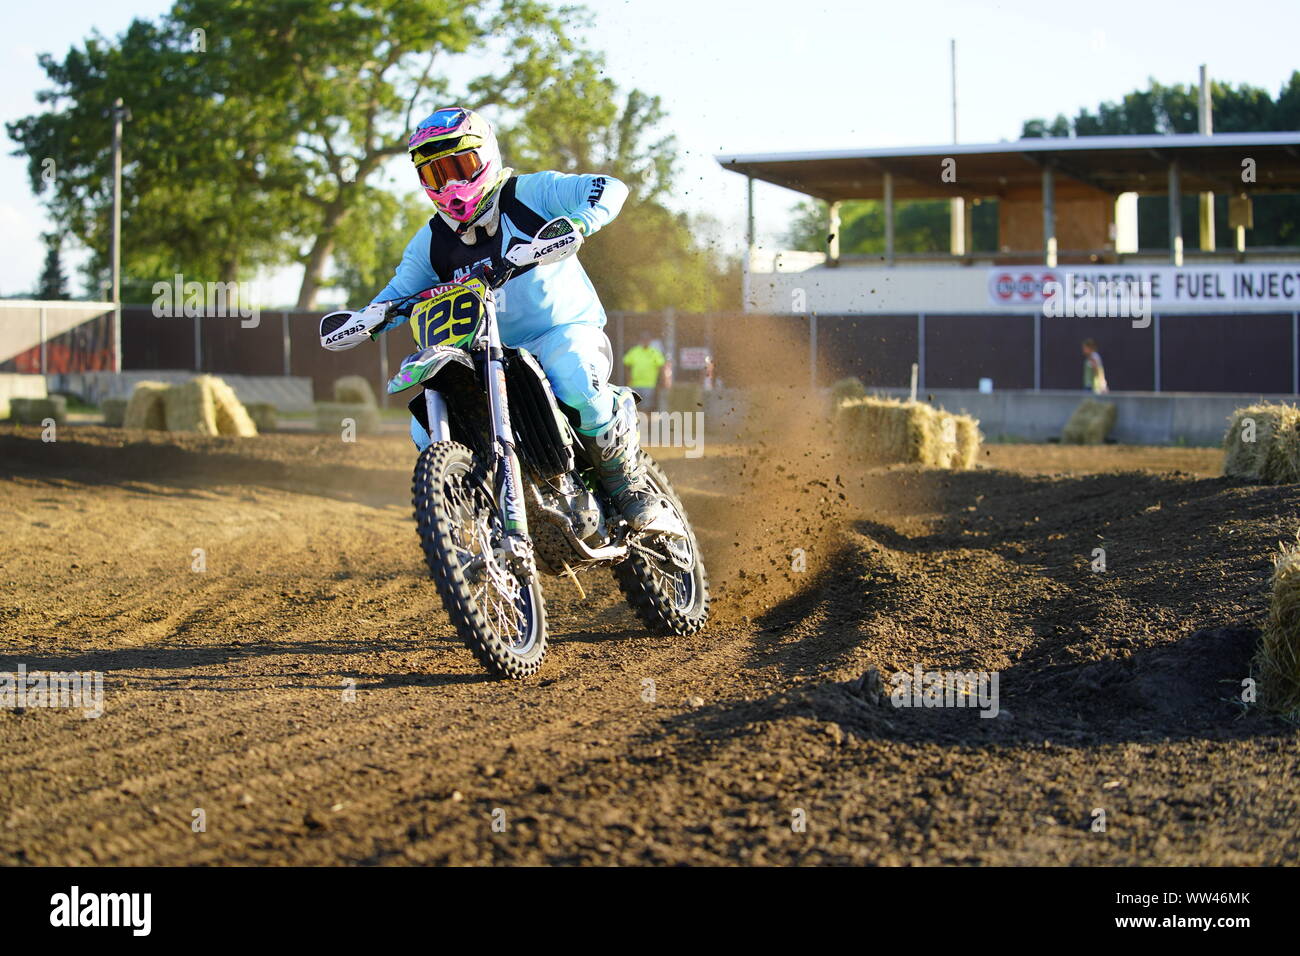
[504,348,576,481]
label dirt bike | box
[318,216,709,679]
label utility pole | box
[950,38,958,143]
[1198,65,1215,252]
[109,98,130,373]
[949,39,965,257]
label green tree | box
[38,234,69,300]
[787,197,997,256]
[174,0,623,308]
[8,0,624,308]
[329,189,431,305]
[1021,115,1071,139]
[502,84,736,311]
[1019,73,1300,248]
[7,16,305,299]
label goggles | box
[416,149,484,191]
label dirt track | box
[1,425,1297,865]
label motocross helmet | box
[407,107,509,228]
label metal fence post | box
[1153,313,1161,392]
[194,315,203,372]
[916,312,926,393]
[39,306,48,375]
[663,306,676,370]
[282,311,292,377]
[1033,311,1042,391]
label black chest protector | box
[426,177,547,285]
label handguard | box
[320,301,389,351]
[504,217,584,268]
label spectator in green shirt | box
[623,333,666,410]
[1082,339,1108,394]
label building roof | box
[717,131,1300,202]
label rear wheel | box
[412,441,547,679]
[613,455,710,635]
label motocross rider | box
[362,107,663,531]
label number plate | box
[411,281,486,349]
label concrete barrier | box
[675,385,1299,447]
[0,373,49,419]
[47,371,315,412]
[871,388,1297,446]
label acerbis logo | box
[325,323,365,344]
[533,235,576,259]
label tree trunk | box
[296,196,348,311]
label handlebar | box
[375,215,580,324]
[380,261,517,322]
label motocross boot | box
[578,388,667,531]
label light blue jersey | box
[372,171,628,346]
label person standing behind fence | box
[623,333,665,410]
[1082,339,1108,394]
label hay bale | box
[0,374,48,420]
[243,402,278,433]
[123,381,169,431]
[160,375,258,437]
[953,415,983,470]
[1062,398,1117,445]
[315,402,381,435]
[836,396,979,469]
[101,397,127,427]
[1222,403,1300,483]
[10,396,67,426]
[333,375,378,407]
[163,378,220,435]
[204,376,258,437]
[837,397,918,463]
[1256,540,1300,717]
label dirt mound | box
[678,315,938,624]
[0,425,411,503]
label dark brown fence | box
[114,305,1300,398]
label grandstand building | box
[718,131,1300,395]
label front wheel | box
[614,455,710,635]
[412,441,548,679]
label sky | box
[2,0,1298,302]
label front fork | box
[479,294,534,575]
